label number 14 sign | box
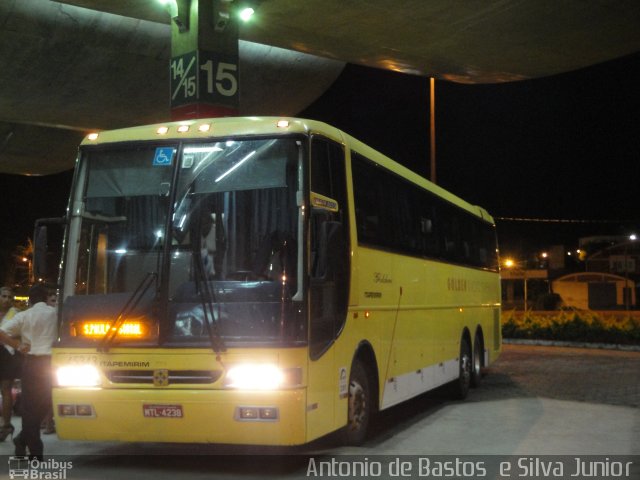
[170,50,239,110]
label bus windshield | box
[61,137,305,347]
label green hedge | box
[502,310,640,345]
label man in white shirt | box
[0,283,57,460]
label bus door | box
[306,137,350,440]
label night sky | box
[301,52,640,251]
[1,52,639,272]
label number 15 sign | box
[170,50,239,110]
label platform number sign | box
[170,50,239,109]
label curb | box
[503,338,640,352]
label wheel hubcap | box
[348,381,366,430]
[461,353,471,384]
[473,348,481,376]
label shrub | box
[501,310,640,345]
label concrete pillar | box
[169,0,240,119]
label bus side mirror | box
[33,225,48,280]
[33,217,65,282]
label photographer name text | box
[306,456,634,479]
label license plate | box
[143,404,183,418]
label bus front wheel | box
[343,361,371,445]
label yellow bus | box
[48,117,500,446]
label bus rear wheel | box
[343,361,371,445]
[453,337,472,399]
[471,333,483,388]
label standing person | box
[41,287,58,435]
[0,286,22,441]
[0,283,57,460]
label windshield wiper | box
[97,272,157,352]
[191,241,226,356]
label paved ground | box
[342,344,640,459]
[0,344,638,479]
[475,344,640,407]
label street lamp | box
[22,256,33,284]
[624,234,636,310]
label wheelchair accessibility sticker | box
[153,147,175,166]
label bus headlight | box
[56,365,101,387]
[225,364,285,390]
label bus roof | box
[81,116,494,224]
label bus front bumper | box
[53,387,307,445]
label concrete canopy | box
[1,0,639,174]
[0,0,345,174]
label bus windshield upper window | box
[63,139,305,346]
[178,140,289,195]
[167,138,303,345]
